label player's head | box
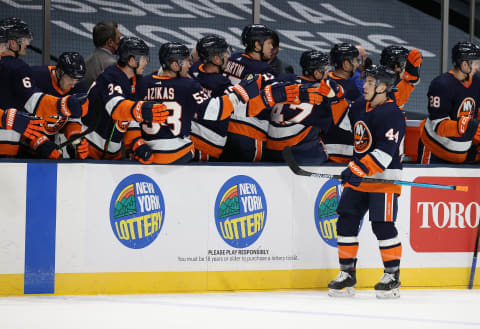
[380,45,409,71]
[363,64,396,102]
[330,43,361,77]
[117,37,150,74]
[241,24,274,61]
[0,17,32,57]
[452,41,480,77]
[92,21,120,53]
[300,50,330,81]
[196,34,231,72]
[158,42,191,77]
[56,52,86,91]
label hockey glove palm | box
[30,135,61,159]
[131,138,153,164]
[58,93,88,118]
[341,159,369,187]
[403,48,422,84]
[318,80,344,103]
[1,108,44,139]
[133,101,169,124]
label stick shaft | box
[282,146,465,191]
[469,223,480,289]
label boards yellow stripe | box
[0,268,477,296]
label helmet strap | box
[367,84,386,103]
[460,60,472,81]
[7,40,20,58]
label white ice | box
[0,289,479,329]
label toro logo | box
[109,174,165,249]
[410,176,480,252]
[214,175,267,248]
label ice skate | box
[375,271,401,299]
[328,269,356,297]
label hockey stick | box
[468,223,480,289]
[282,146,469,191]
[101,119,117,160]
[27,45,59,62]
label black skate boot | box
[328,269,356,297]
[374,270,401,299]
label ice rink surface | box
[0,289,479,329]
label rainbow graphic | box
[318,186,338,218]
[218,185,240,219]
[114,184,137,219]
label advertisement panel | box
[410,177,480,252]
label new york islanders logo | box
[457,97,475,118]
[43,116,67,135]
[354,121,372,153]
[110,174,165,249]
[214,175,267,248]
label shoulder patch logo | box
[353,121,372,153]
[457,97,475,118]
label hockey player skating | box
[327,65,405,299]
[418,41,480,164]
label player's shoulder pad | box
[428,72,454,95]
[1,56,32,75]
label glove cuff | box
[458,116,471,135]
[30,135,49,150]
[132,101,146,122]
[348,160,367,177]
[2,108,17,130]
[132,138,147,152]
[58,96,72,117]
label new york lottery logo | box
[110,174,165,249]
[215,175,267,248]
[314,179,363,247]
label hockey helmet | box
[330,43,360,68]
[196,34,231,63]
[158,42,190,69]
[380,45,409,70]
[364,64,396,92]
[300,50,330,76]
[57,52,86,80]
[0,17,32,44]
[117,37,150,64]
[452,41,480,67]
[241,24,274,50]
